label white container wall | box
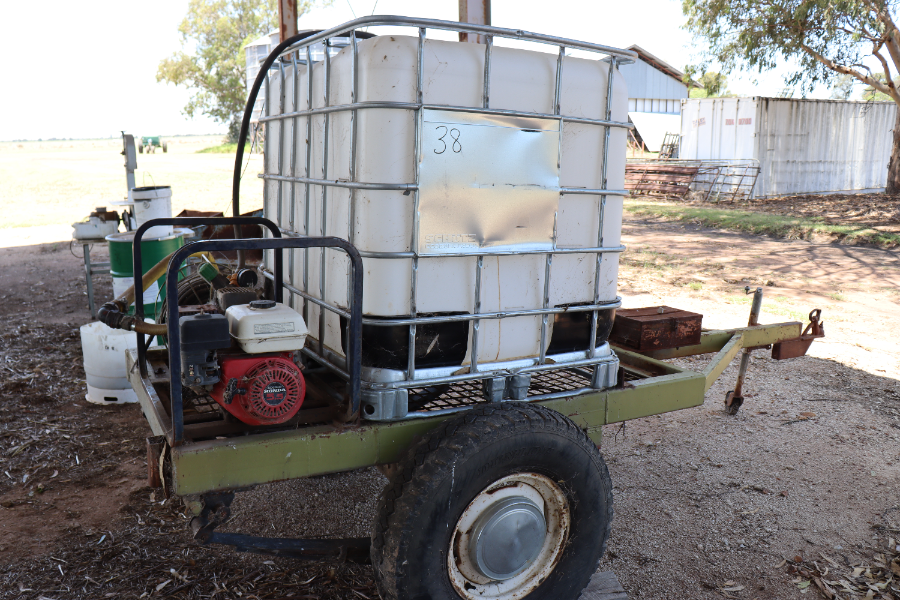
[680,98,756,161]
[680,97,896,196]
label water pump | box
[180,299,310,426]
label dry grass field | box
[0,136,264,232]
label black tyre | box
[162,141,168,153]
[138,143,143,154]
[372,402,613,600]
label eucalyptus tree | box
[158,0,313,141]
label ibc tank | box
[259,18,632,400]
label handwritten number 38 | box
[434,126,462,154]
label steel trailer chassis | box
[125,218,824,568]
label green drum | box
[106,229,188,321]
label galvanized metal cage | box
[255,16,636,420]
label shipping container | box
[680,97,896,197]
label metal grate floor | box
[183,392,221,417]
[409,368,595,413]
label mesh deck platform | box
[409,368,597,413]
[173,365,643,422]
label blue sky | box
[0,0,836,141]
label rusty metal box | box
[609,306,702,352]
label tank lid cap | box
[249,299,276,310]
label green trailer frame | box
[126,320,810,497]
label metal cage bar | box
[259,268,620,326]
[259,102,632,130]
[589,56,618,371]
[256,16,633,405]
[316,38,333,358]
[303,45,314,328]
[276,61,287,227]
[405,27,427,382]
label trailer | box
[108,16,825,600]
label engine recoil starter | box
[210,353,305,426]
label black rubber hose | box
[231,28,377,218]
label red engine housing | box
[210,352,305,426]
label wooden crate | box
[610,306,702,352]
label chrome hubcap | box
[448,473,570,600]
[470,496,547,580]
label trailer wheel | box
[162,142,168,153]
[372,403,613,600]
[138,143,143,154]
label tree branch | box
[873,43,895,89]
[866,0,900,73]
[800,42,900,103]
[837,25,881,43]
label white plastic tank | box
[264,34,626,369]
[80,321,144,404]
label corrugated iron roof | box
[627,44,700,88]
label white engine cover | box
[226,301,309,354]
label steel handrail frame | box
[132,218,364,446]
[132,216,285,379]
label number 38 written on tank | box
[434,126,462,154]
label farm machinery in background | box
[138,135,167,153]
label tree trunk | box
[887,104,900,194]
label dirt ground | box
[0,213,898,599]
[684,192,900,236]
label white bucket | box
[131,186,173,237]
[79,321,151,405]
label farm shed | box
[618,44,691,151]
[619,44,690,114]
[679,97,896,197]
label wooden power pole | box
[279,0,298,43]
[459,0,491,43]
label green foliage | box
[157,0,313,140]
[197,142,250,153]
[861,72,898,100]
[681,0,900,103]
[686,69,731,97]
[830,73,855,99]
